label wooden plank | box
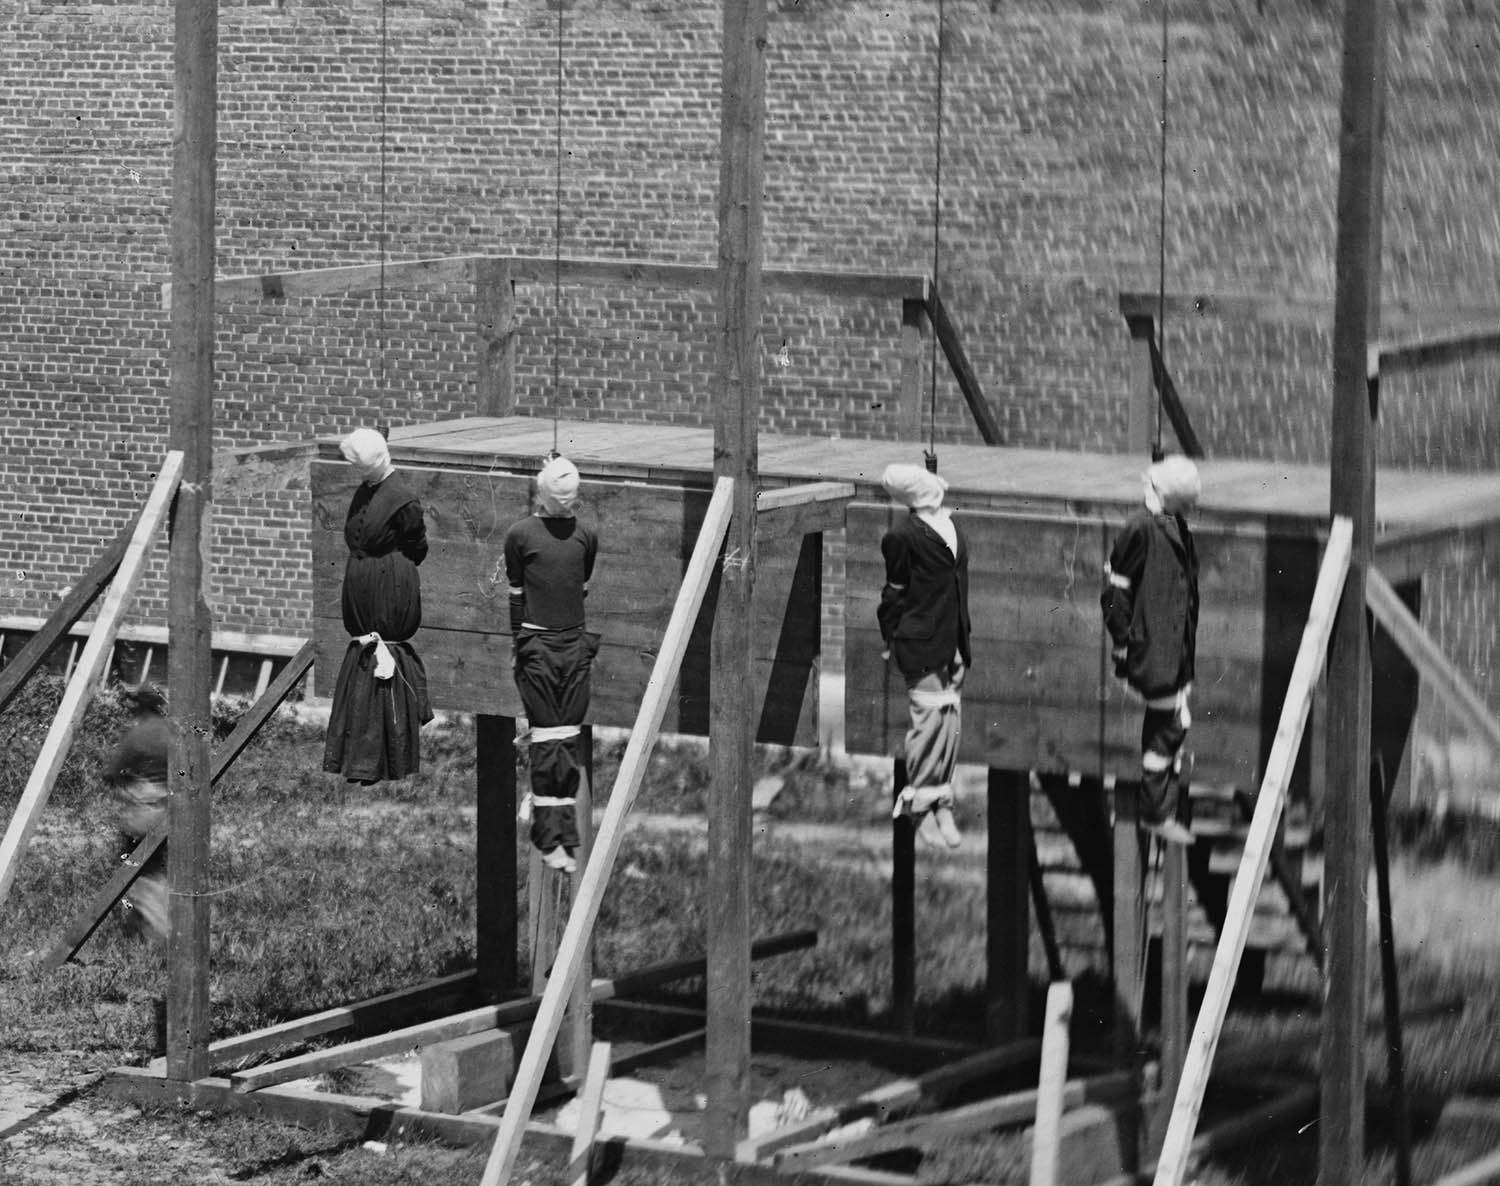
[43,640,316,968]
[740,1039,1043,1161]
[1429,1147,1500,1186]
[754,483,853,540]
[773,1071,1135,1173]
[1376,318,1500,374]
[989,769,1031,1043]
[478,476,735,1186]
[598,998,977,1073]
[195,252,924,308]
[229,924,807,1095]
[148,972,478,1072]
[1151,516,1352,1186]
[568,1042,612,1186]
[0,513,137,717]
[928,289,1003,445]
[1367,569,1500,758]
[706,0,768,1157]
[1029,982,1074,1186]
[0,453,183,910]
[607,1029,706,1078]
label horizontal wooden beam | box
[177,254,929,308]
[100,1068,813,1186]
[0,617,307,659]
[1374,319,1500,376]
[213,441,315,500]
[754,482,855,539]
[772,1070,1136,1173]
[1121,290,1500,338]
[739,1038,1043,1161]
[599,998,977,1074]
[230,927,810,1094]
[1366,568,1500,759]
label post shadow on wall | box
[675,488,822,746]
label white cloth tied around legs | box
[354,632,396,680]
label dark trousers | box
[514,627,599,854]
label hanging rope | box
[1153,0,1170,463]
[549,0,565,459]
[924,0,947,475]
[377,0,389,405]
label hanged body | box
[323,427,434,784]
[1101,455,1202,847]
[502,456,600,875]
[877,462,971,850]
[104,683,171,943]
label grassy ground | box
[4,675,1500,1184]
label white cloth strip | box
[1142,750,1174,771]
[1106,568,1132,590]
[352,631,395,680]
[530,795,577,807]
[508,586,524,596]
[1144,686,1192,712]
[528,724,581,742]
[909,686,961,710]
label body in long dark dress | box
[322,474,434,782]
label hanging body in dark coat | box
[323,473,434,783]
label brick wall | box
[3,0,1498,712]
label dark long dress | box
[322,474,434,782]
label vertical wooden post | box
[476,259,516,417]
[1370,759,1412,1186]
[476,715,518,1000]
[988,768,1031,1044]
[706,0,767,1158]
[1124,315,1157,457]
[891,757,915,1036]
[1111,787,1145,1066]
[1030,980,1074,1186]
[899,298,926,441]
[1322,0,1386,1180]
[1157,834,1189,1147]
[165,0,217,1085]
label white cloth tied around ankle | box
[353,632,396,680]
[908,686,961,710]
[893,782,954,818]
[525,724,581,743]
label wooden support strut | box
[0,511,139,719]
[1366,567,1500,760]
[1029,981,1074,1186]
[1151,516,1353,1186]
[477,476,735,1186]
[0,453,184,910]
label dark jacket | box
[878,511,972,679]
[1101,509,1199,699]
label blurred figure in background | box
[104,683,170,943]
